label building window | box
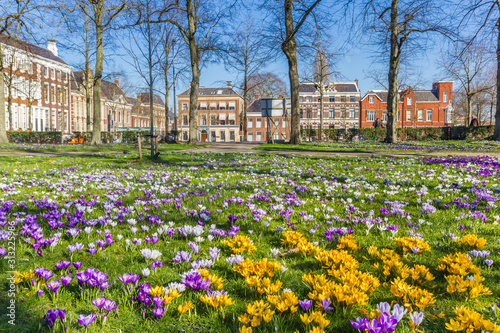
[350,96,356,103]
[306,96,312,103]
[443,91,448,103]
[183,131,188,140]
[50,85,55,103]
[340,96,346,103]
[201,115,207,125]
[57,70,61,81]
[349,108,355,119]
[367,111,375,121]
[369,96,374,104]
[426,110,433,122]
[407,97,412,106]
[382,112,387,122]
[299,97,303,103]
[211,115,216,125]
[51,68,55,80]
[256,131,262,141]
[219,103,226,110]
[44,66,48,77]
[307,109,312,118]
[317,97,321,102]
[300,109,303,118]
[247,132,253,142]
[256,118,262,128]
[417,110,423,121]
[63,88,67,105]
[282,118,286,128]
[44,84,49,102]
[228,102,235,110]
[329,108,335,118]
[340,108,346,118]
[229,130,235,141]
[220,131,226,142]
[248,119,253,128]
[182,103,188,111]
[329,96,335,103]
[182,115,188,125]
[406,110,412,121]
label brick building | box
[177,82,243,142]
[1,35,72,133]
[360,82,454,128]
[299,81,361,131]
[71,72,133,132]
[132,93,167,134]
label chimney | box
[47,39,58,56]
[355,79,359,88]
[255,94,260,100]
[114,77,120,87]
[226,81,232,87]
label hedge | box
[7,131,61,143]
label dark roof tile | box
[0,34,68,65]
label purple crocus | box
[0,247,7,256]
[299,299,312,312]
[188,241,200,255]
[77,313,96,332]
[103,299,117,313]
[60,275,73,287]
[350,317,370,331]
[46,280,61,294]
[153,307,165,318]
[92,296,106,309]
[321,298,333,312]
[153,296,164,308]
[43,310,59,327]
[485,259,494,267]
[73,262,83,269]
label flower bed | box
[1,152,499,332]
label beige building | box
[177,82,243,142]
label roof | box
[178,86,241,97]
[137,92,164,105]
[102,80,126,100]
[299,81,359,93]
[0,34,68,65]
[363,89,440,103]
[247,99,261,113]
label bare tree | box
[247,72,289,99]
[76,0,128,145]
[440,41,492,126]
[299,14,339,141]
[152,0,237,145]
[0,0,51,143]
[362,0,451,142]
[223,15,268,142]
[272,0,324,145]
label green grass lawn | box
[0,152,499,332]
[0,142,211,153]
[256,141,500,153]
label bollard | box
[138,135,142,159]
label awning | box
[228,113,235,120]
[219,114,226,120]
[219,102,226,108]
[228,102,236,108]
[200,102,207,108]
[210,102,216,108]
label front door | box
[201,132,207,142]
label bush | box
[358,128,386,142]
[7,131,61,143]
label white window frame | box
[426,110,433,122]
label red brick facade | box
[360,82,453,128]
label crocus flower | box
[0,247,7,256]
[103,299,117,313]
[391,304,407,322]
[77,313,96,332]
[299,299,312,312]
[43,310,59,327]
[60,275,73,287]
[46,280,61,294]
[188,241,200,255]
[153,307,165,318]
[92,296,106,309]
[409,311,424,330]
[321,298,333,311]
[485,259,494,267]
[73,262,83,269]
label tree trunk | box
[7,74,13,131]
[91,5,104,145]
[242,67,248,142]
[0,44,7,143]
[85,14,92,133]
[386,0,400,143]
[494,18,500,139]
[282,0,301,145]
[187,0,199,145]
[319,85,324,141]
[60,88,65,143]
[164,50,169,138]
[466,95,472,127]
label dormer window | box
[443,91,448,103]
[407,97,412,106]
[369,96,374,104]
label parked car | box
[65,135,85,144]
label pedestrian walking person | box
[470,116,479,127]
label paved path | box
[1,143,499,158]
